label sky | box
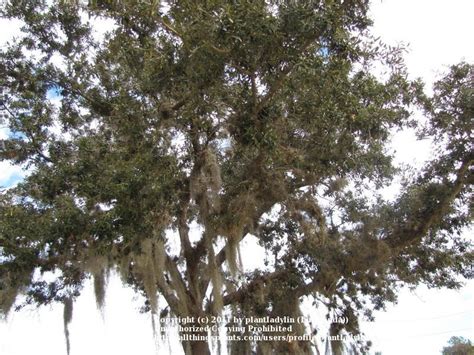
[1,1,473,354]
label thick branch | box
[155,272,186,317]
[221,270,288,307]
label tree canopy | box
[442,336,474,355]
[0,1,472,354]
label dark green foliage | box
[0,1,472,354]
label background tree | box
[0,1,472,354]
[442,337,474,355]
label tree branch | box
[160,18,183,39]
[389,155,473,251]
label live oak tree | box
[0,1,472,355]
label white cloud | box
[362,284,474,354]
[0,162,25,188]
[0,18,23,47]
[369,0,474,92]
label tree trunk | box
[190,340,211,355]
[180,326,211,355]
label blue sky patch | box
[0,171,24,188]
[46,86,62,100]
